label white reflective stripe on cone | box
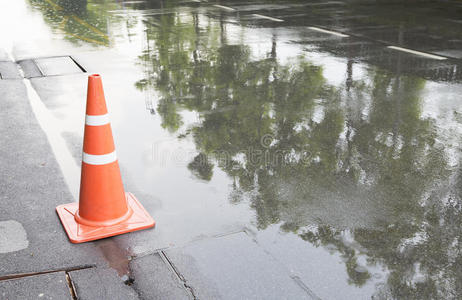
[85,114,110,126]
[83,151,117,165]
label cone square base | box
[56,193,155,243]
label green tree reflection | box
[136,7,461,299]
[28,0,114,46]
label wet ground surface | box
[1,0,462,299]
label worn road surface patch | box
[0,220,29,254]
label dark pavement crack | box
[65,271,78,300]
[0,265,95,281]
[160,250,197,300]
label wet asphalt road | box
[1,0,462,299]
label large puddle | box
[6,0,462,298]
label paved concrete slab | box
[255,226,382,300]
[35,56,83,76]
[130,252,192,300]
[18,60,43,78]
[0,80,102,276]
[0,61,21,79]
[164,232,313,300]
[69,267,139,300]
[0,272,72,300]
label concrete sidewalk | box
[0,54,136,299]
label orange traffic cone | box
[56,74,155,243]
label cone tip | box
[89,73,101,79]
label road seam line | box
[160,251,198,299]
[0,266,94,281]
[65,272,78,300]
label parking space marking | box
[307,26,349,37]
[213,4,235,11]
[387,46,447,60]
[252,14,284,22]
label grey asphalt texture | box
[69,267,138,300]
[0,272,72,300]
[0,59,144,298]
[163,232,315,300]
[0,67,100,275]
[130,253,193,300]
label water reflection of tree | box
[136,10,461,299]
[28,0,115,46]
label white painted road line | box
[307,26,349,37]
[387,46,447,60]
[121,1,147,4]
[213,4,235,11]
[252,14,284,22]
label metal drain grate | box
[19,56,86,78]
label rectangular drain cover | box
[34,56,85,76]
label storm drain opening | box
[19,55,86,78]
